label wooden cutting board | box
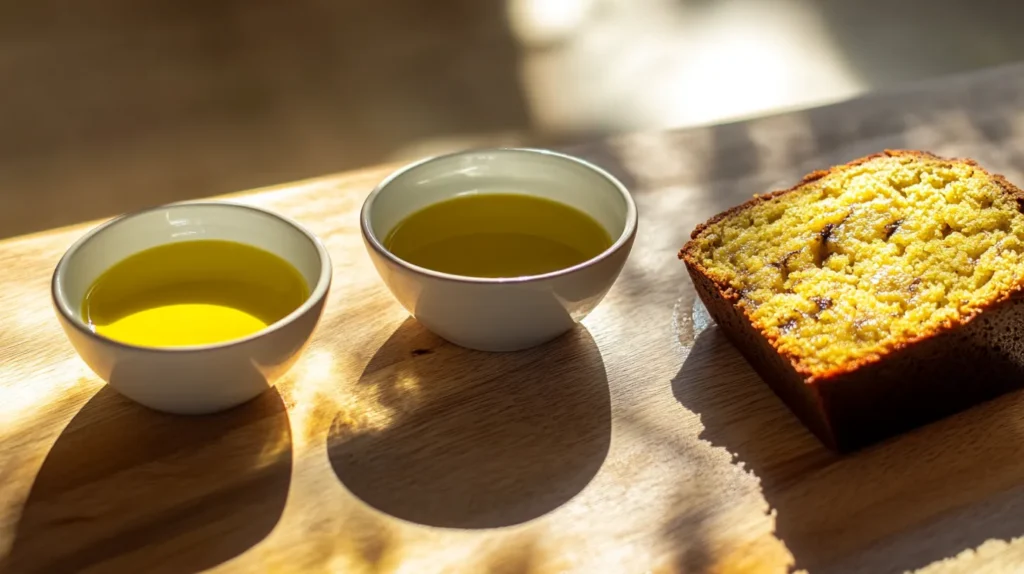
[6,64,1024,573]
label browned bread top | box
[680,150,1024,382]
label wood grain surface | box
[7,64,1024,573]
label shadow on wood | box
[328,318,611,529]
[673,326,1024,574]
[3,386,292,574]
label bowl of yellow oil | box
[52,201,332,414]
[361,148,637,351]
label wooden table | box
[6,64,1024,574]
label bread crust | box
[680,150,1024,451]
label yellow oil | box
[384,193,613,277]
[82,240,309,347]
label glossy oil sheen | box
[384,193,613,278]
[82,240,309,347]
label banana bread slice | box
[680,150,1024,451]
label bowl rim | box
[51,200,333,353]
[360,147,639,284]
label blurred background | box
[3,0,1024,238]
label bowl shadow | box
[3,386,292,574]
[328,318,612,529]
[673,325,1024,574]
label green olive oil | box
[384,193,613,278]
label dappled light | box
[5,3,1024,571]
[510,0,864,134]
[283,347,399,451]
[0,358,94,440]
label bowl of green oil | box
[361,148,637,351]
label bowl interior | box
[54,202,326,326]
[365,149,633,245]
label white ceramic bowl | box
[52,201,332,414]
[361,148,637,352]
